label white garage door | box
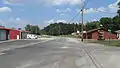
[0,30,6,40]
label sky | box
[0,0,119,29]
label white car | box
[27,34,38,39]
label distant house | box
[115,30,120,39]
[83,28,117,40]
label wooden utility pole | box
[81,0,84,42]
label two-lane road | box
[0,38,120,68]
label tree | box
[117,2,120,16]
[40,22,82,36]
[85,21,100,31]
[100,17,113,30]
[25,24,40,35]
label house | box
[0,26,29,41]
[115,30,120,39]
[83,28,117,40]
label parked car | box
[27,34,38,39]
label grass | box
[86,40,120,47]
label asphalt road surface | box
[0,38,120,68]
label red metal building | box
[0,27,21,40]
[84,28,117,40]
[9,29,21,40]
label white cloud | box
[66,8,71,12]
[56,8,71,16]
[44,19,67,24]
[16,17,21,21]
[76,7,107,14]
[97,7,106,12]
[84,7,106,14]
[4,0,83,6]
[60,13,65,16]
[0,7,12,12]
[44,19,55,24]
[2,17,29,28]
[45,0,82,5]
[76,0,120,14]
[3,0,34,6]
[84,8,97,13]
[56,9,61,12]
[3,0,23,5]
[56,8,71,13]
[56,20,67,23]
[108,0,119,13]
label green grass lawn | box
[86,40,120,47]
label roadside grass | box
[85,40,120,47]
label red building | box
[9,29,21,40]
[84,28,117,40]
[0,27,22,40]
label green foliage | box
[117,2,120,16]
[41,23,82,36]
[85,21,100,31]
[25,24,40,35]
[85,2,120,31]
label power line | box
[97,11,117,14]
[68,0,90,23]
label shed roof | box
[87,28,106,33]
[0,27,29,32]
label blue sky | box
[0,0,119,29]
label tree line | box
[40,23,82,36]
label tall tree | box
[40,22,82,36]
[100,17,113,30]
[25,24,40,35]
[117,2,120,16]
[85,21,100,31]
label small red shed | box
[84,28,117,40]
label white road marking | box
[61,46,69,49]
[0,53,6,55]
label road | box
[0,38,120,68]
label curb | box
[0,40,17,44]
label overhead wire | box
[68,0,90,23]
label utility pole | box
[81,0,84,42]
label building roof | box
[0,27,12,30]
[115,30,120,33]
[87,28,106,33]
[0,27,29,32]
